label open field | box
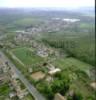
[13,17,43,27]
[53,57,92,75]
[12,47,43,66]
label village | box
[0,53,34,100]
[0,13,95,100]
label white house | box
[48,68,61,75]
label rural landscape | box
[0,1,95,100]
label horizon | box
[0,0,95,9]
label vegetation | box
[0,9,95,100]
[0,82,10,100]
[23,94,34,100]
[36,72,70,100]
[42,35,95,66]
[12,47,43,66]
[53,57,92,75]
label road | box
[0,51,46,100]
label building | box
[0,59,8,84]
[37,48,48,57]
[54,93,67,100]
[48,68,61,75]
[9,92,16,98]
[90,82,96,90]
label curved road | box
[0,51,46,100]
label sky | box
[0,0,95,8]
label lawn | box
[54,57,92,74]
[12,47,43,66]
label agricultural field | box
[11,47,44,66]
[53,57,92,75]
[13,17,43,28]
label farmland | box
[53,57,92,75]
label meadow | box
[12,47,43,66]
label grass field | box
[13,17,43,28]
[12,47,43,66]
[53,57,92,75]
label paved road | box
[0,51,46,100]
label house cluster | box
[37,47,49,57]
[30,63,61,83]
[14,17,80,44]
[8,67,29,99]
[36,44,54,57]
[41,19,66,32]
[25,26,42,34]
[0,54,31,100]
[0,58,9,84]
[15,32,32,42]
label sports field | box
[12,47,43,66]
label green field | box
[53,57,92,75]
[13,17,43,28]
[12,47,43,66]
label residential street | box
[0,51,46,100]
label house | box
[9,92,16,98]
[45,75,53,82]
[16,88,28,99]
[28,68,33,74]
[46,64,61,75]
[54,93,67,100]
[11,72,18,79]
[48,68,61,75]
[0,74,8,84]
[90,82,96,90]
[37,48,48,57]
[67,90,75,97]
